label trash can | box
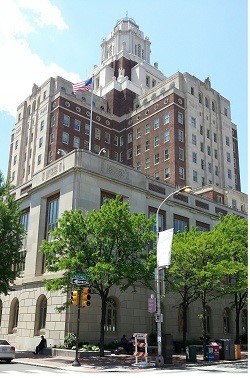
[162,333,173,364]
[235,344,241,360]
[210,342,220,361]
[186,345,197,362]
[205,345,215,361]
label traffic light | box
[71,290,79,306]
[81,287,91,307]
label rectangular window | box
[212,101,215,111]
[145,140,150,151]
[145,158,150,169]
[227,152,231,162]
[179,148,184,161]
[39,137,43,148]
[164,167,170,179]
[83,140,89,150]
[201,159,205,170]
[196,221,210,232]
[37,154,42,165]
[13,155,17,165]
[191,117,196,128]
[95,128,101,140]
[73,136,80,148]
[192,152,197,163]
[136,145,141,155]
[164,113,170,124]
[205,97,209,108]
[200,142,204,152]
[154,135,159,147]
[104,132,110,143]
[114,151,118,161]
[164,130,170,142]
[228,169,232,179]
[85,123,90,135]
[120,136,124,146]
[178,130,184,142]
[224,107,228,116]
[208,162,212,173]
[48,150,52,163]
[179,167,185,179]
[178,112,183,124]
[199,93,202,104]
[207,146,211,155]
[127,148,132,160]
[191,86,194,95]
[200,125,203,135]
[213,132,217,142]
[226,136,230,146]
[20,210,29,252]
[145,124,150,134]
[154,153,159,165]
[50,134,54,144]
[136,162,141,171]
[154,118,160,129]
[193,170,198,182]
[127,132,133,143]
[63,114,70,127]
[15,140,19,150]
[164,148,169,160]
[215,166,219,176]
[146,75,150,87]
[114,135,118,146]
[62,132,69,144]
[74,119,81,131]
[207,129,210,139]
[45,195,59,242]
[214,149,218,159]
[192,134,197,145]
[119,152,123,162]
[40,120,44,131]
[174,214,189,233]
[136,127,141,138]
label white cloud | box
[0,0,79,117]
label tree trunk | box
[201,294,207,360]
[182,302,187,350]
[99,294,107,357]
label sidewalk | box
[14,350,248,372]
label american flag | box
[73,77,92,93]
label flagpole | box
[89,75,94,152]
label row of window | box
[190,86,229,116]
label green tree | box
[213,214,248,343]
[166,228,200,349]
[0,173,25,295]
[40,196,156,356]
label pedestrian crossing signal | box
[71,290,78,306]
[81,287,91,307]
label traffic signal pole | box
[72,287,81,367]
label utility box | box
[186,345,197,362]
[216,339,235,360]
[162,333,173,364]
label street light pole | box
[155,186,192,367]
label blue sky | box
[0,0,248,193]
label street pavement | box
[12,350,248,373]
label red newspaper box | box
[210,342,220,360]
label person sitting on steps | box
[33,335,47,355]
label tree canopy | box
[40,196,156,355]
[0,173,25,295]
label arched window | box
[104,297,117,332]
[223,308,231,334]
[8,298,19,333]
[34,295,47,335]
[205,306,212,334]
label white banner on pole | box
[157,228,174,269]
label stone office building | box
[0,17,247,350]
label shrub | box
[64,333,76,349]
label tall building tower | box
[8,17,243,206]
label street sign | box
[71,273,90,286]
[71,279,90,286]
[154,313,163,323]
